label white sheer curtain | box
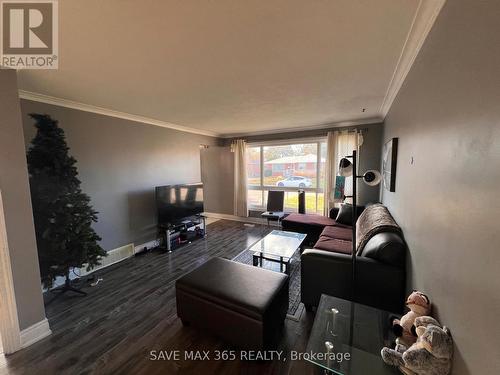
[323,130,362,215]
[336,130,360,203]
[232,139,248,217]
[324,131,338,215]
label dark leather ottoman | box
[176,257,289,350]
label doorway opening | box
[0,190,22,354]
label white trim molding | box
[0,191,22,354]
[379,0,447,116]
[20,318,52,349]
[203,212,279,227]
[0,192,49,353]
[221,117,383,139]
[134,239,161,254]
[17,1,445,137]
[18,90,220,138]
[19,89,381,138]
[203,212,277,225]
[247,136,326,147]
[78,243,135,278]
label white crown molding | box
[379,0,447,117]
[20,318,52,349]
[18,1,445,138]
[18,90,220,138]
[20,89,382,139]
[221,117,383,139]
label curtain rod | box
[232,127,370,143]
[344,127,368,133]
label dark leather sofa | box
[282,206,406,313]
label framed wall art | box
[382,137,398,192]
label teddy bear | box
[392,291,431,346]
[381,316,453,375]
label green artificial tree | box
[27,114,106,295]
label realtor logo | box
[1,0,58,69]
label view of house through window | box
[247,141,326,214]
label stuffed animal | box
[392,291,431,346]
[381,316,453,375]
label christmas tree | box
[27,114,106,292]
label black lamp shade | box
[339,158,353,177]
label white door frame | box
[0,190,22,353]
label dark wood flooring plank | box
[0,220,318,375]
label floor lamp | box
[338,150,382,300]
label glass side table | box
[305,294,400,375]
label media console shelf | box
[158,215,206,252]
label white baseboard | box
[203,212,279,226]
[134,239,160,254]
[46,240,163,293]
[78,243,135,277]
[20,318,52,349]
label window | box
[247,140,326,215]
[247,146,262,207]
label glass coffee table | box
[250,230,306,275]
[305,294,400,375]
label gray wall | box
[354,124,383,205]
[21,100,218,251]
[201,147,234,215]
[380,1,500,374]
[0,71,47,330]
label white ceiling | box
[17,0,440,137]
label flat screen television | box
[155,183,204,225]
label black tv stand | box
[158,215,206,252]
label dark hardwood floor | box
[0,220,318,375]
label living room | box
[0,1,499,375]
